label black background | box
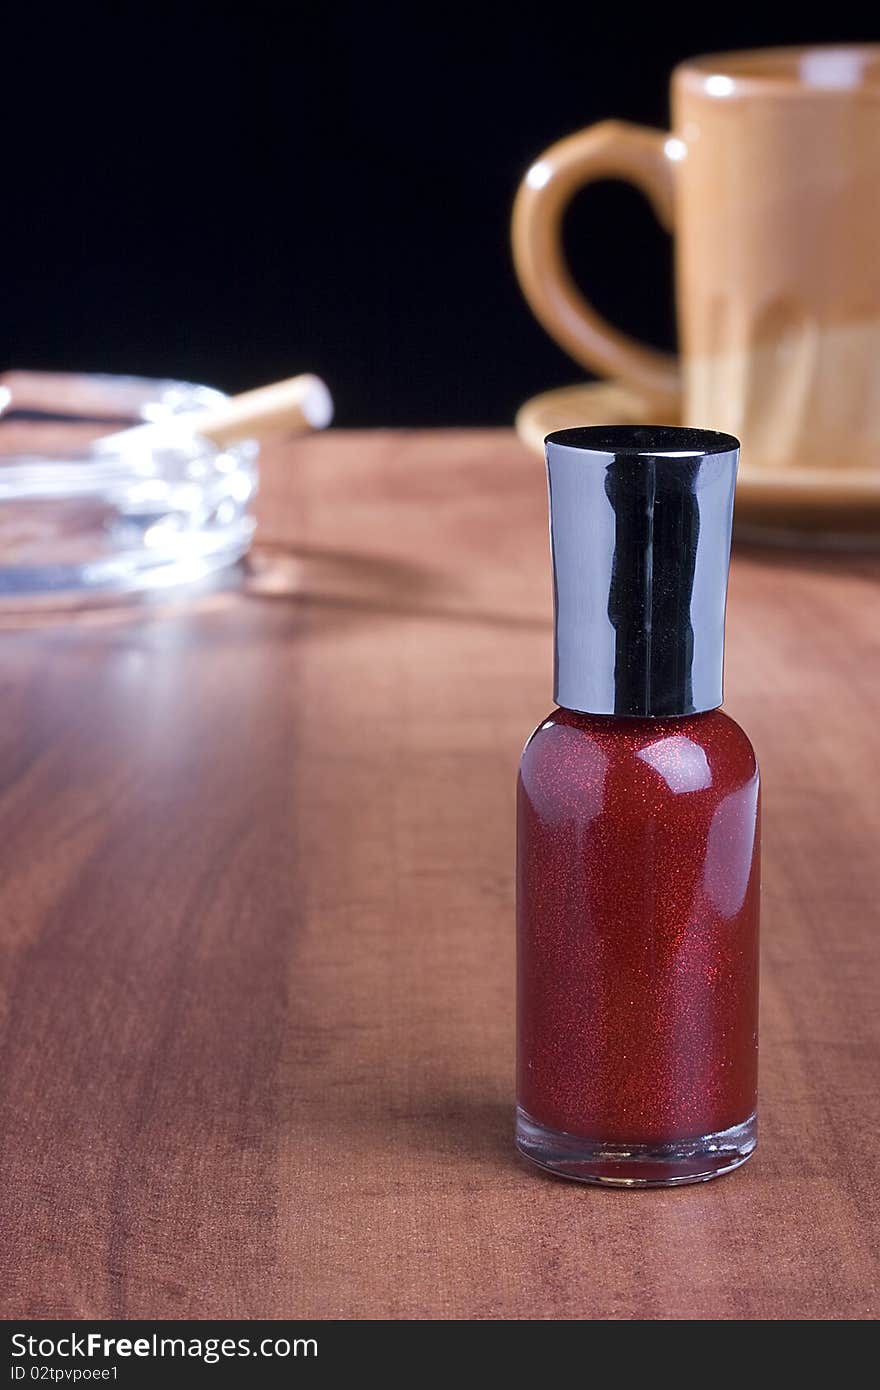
[3,6,873,423]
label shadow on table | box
[0,541,550,635]
[242,542,550,631]
[385,1094,515,1173]
[292,1084,520,1179]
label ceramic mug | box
[512,46,880,471]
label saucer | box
[516,382,880,546]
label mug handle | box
[512,120,680,411]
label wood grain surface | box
[1,430,878,1321]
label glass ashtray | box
[0,370,258,604]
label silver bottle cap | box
[545,426,740,718]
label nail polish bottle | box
[517,426,760,1186]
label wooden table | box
[1,430,878,1321]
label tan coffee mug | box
[512,45,880,470]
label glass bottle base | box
[516,1107,756,1187]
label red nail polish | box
[517,427,760,1186]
